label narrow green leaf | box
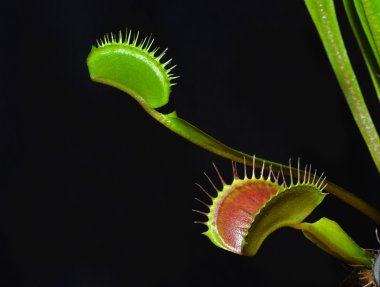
[359,0,380,63]
[343,0,380,101]
[294,217,374,266]
[353,0,380,67]
[304,0,380,172]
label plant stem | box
[87,22,380,225]
[142,104,380,225]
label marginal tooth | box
[167,65,177,72]
[267,165,273,182]
[139,37,147,48]
[127,29,132,44]
[303,164,308,184]
[252,155,256,179]
[195,183,214,200]
[232,161,239,179]
[280,167,287,187]
[131,31,139,46]
[212,162,227,186]
[145,36,154,51]
[204,173,220,192]
[275,171,280,183]
[289,158,294,186]
[243,157,247,179]
[157,48,168,60]
[194,197,210,208]
[150,47,160,56]
[312,169,317,185]
[260,161,266,179]
[319,180,325,190]
[162,58,172,67]
[297,158,301,185]
[315,172,325,187]
[192,209,208,216]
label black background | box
[1,0,380,286]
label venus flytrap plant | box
[87,30,380,226]
[195,159,373,267]
[87,0,380,285]
[196,160,327,255]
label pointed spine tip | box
[243,157,248,179]
[192,209,208,216]
[260,161,266,179]
[212,162,227,186]
[231,161,240,180]
[95,30,179,87]
[195,182,214,200]
[280,166,287,187]
[204,172,220,193]
[252,155,256,179]
[194,197,210,209]
[289,158,294,186]
[267,165,274,182]
[297,157,301,184]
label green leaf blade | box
[296,217,374,266]
[87,38,172,109]
[304,0,380,172]
[360,0,380,63]
[344,0,380,101]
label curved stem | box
[87,28,380,225]
[142,103,380,225]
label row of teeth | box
[192,157,327,220]
[96,30,179,83]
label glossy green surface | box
[297,217,373,266]
[87,34,172,109]
[243,184,326,256]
